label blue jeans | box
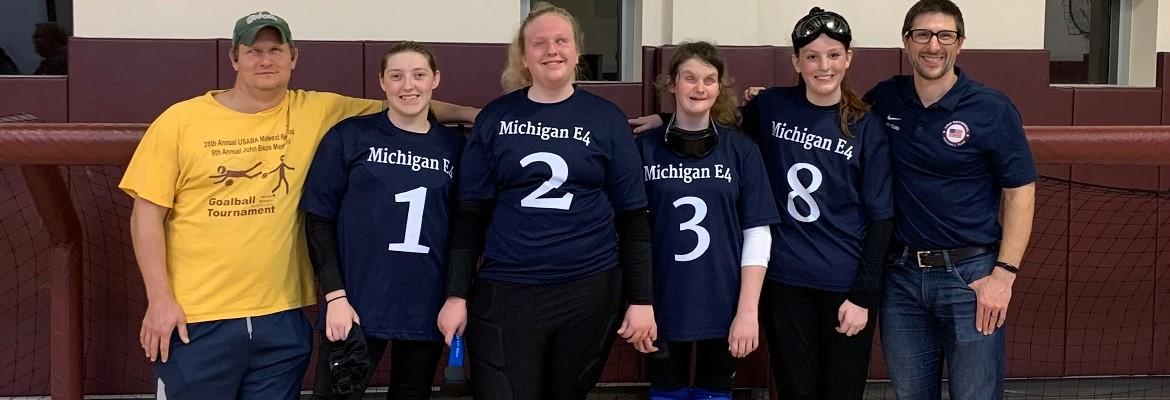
[881,249,1004,400]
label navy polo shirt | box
[866,68,1036,250]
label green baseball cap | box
[232,11,294,47]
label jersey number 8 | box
[786,163,822,223]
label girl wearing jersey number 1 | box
[637,42,781,400]
[436,3,657,399]
[747,9,894,399]
[301,42,465,399]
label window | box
[1045,0,1153,86]
[523,0,637,81]
[0,0,72,75]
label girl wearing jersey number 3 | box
[301,42,464,399]
[637,42,780,400]
[437,3,656,399]
[630,8,895,399]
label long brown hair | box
[500,3,583,92]
[655,41,739,127]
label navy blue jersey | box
[865,69,1036,250]
[301,112,464,341]
[637,125,780,342]
[742,86,894,292]
[458,87,647,284]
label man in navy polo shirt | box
[865,1,1036,399]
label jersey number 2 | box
[388,186,430,254]
[520,152,573,210]
[673,196,710,262]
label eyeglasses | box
[792,9,852,44]
[905,29,961,45]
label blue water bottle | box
[448,335,465,367]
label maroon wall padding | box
[0,166,53,396]
[1064,165,1159,376]
[657,45,776,113]
[364,42,508,108]
[642,46,658,115]
[0,78,68,122]
[68,38,218,123]
[1009,164,1069,377]
[216,40,366,98]
[1073,88,1163,126]
[579,83,643,117]
[1035,87,1075,126]
[771,47,797,87]
[1158,53,1170,124]
[846,48,901,96]
[1156,167,1170,373]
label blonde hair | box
[500,2,584,92]
[655,41,740,127]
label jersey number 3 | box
[520,152,574,210]
[673,196,710,262]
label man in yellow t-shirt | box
[119,11,476,399]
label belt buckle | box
[916,250,931,268]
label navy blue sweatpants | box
[155,309,312,400]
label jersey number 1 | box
[388,186,430,254]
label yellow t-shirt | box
[119,90,382,323]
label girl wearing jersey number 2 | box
[748,9,894,399]
[437,3,656,399]
[637,42,780,400]
[301,42,465,399]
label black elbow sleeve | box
[305,212,345,294]
[847,218,894,309]
[615,207,653,305]
[446,199,493,299]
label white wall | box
[1128,0,1157,86]
[1158,0,1170,52]
[74,0,520,43]
[641,0,1046,49]
[77,0,1044,49]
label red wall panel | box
[0,77,68,122]
[579,83,643,117]
[1073,88,1162,126]
[68,38,218,123]
[1159,53,1170,124]
[846,48,901,96]
[1009,165,1070,377]
[1153,167,1170,373]
[1064,166,1159,375]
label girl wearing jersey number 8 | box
[437,3,656,399]
[752,9,894,398]
[636,42,781,400]
[302,42,465,399]
[628,8,895,399]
